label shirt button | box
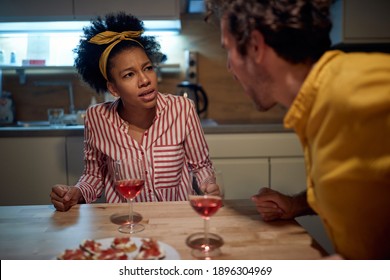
[145,170,148,174]
[148,189,152,193]
[141,151,144,155]
[144,132,148,136]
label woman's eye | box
[145,65,154,71]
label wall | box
[178,15,287,124]
[1,14,287,124]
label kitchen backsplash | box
[1,15,286,125]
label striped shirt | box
[76,92,214,203]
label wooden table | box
[0,199,326,260]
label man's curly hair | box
[74,12,162,93]
[205,0,332,64]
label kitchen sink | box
[13,113,81,127]
[16,121,51,127]
[14,121,80,127]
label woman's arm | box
[74,107,107,203]
[183,100,215,188]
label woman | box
[50,12,216,211]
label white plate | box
[95,237,181,260]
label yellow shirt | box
[284,50,390,259]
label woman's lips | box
[139,89,157,102]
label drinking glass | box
[114,158,145,234]
[186,169,224,259]
[47,108,64,127]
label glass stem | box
[128,198,134,226]
[204,217,210,248]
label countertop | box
[0,199,326,260]
[0,119,291,137]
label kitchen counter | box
[0,125,85,137]
[0,120,290,137]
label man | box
[205,0,390,259]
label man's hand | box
[251,187,312,221]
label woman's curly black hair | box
[205,0,332,64]
[74,12,162,93]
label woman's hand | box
[200,183,221,196]
[50,185,83,212]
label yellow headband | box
[89,30,144,80]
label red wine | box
[190,196,222,218]
[115,179,144,199]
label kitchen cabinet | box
[330,0,390,44]
[0,0,179,22]
[270,157,306,195]
[212,158,269,199]
[0,135,104,206]
[66,136,107,202]
[73,0,180,21]
[0,137,67,206]
[0,0,74,21]
[66,136,84,186]
[205,133,304,199]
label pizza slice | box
[111,237,137,253]
[79,239,102,257]
[135,238,166,260]
[92,248,128,260]
[57,248,89,260]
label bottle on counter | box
[10,51,16,64]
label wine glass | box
[114,158,145,234]
[186,169,224,259]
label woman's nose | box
[138,72,150,87]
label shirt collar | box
[107,92,168,128]
[284,50,343,136]
[155,92,168,118]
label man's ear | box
[107,81,120,98]
[249,30,266,63]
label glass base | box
[118,222,145,234]
[186,232,224,259]
[110,212,143,225]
